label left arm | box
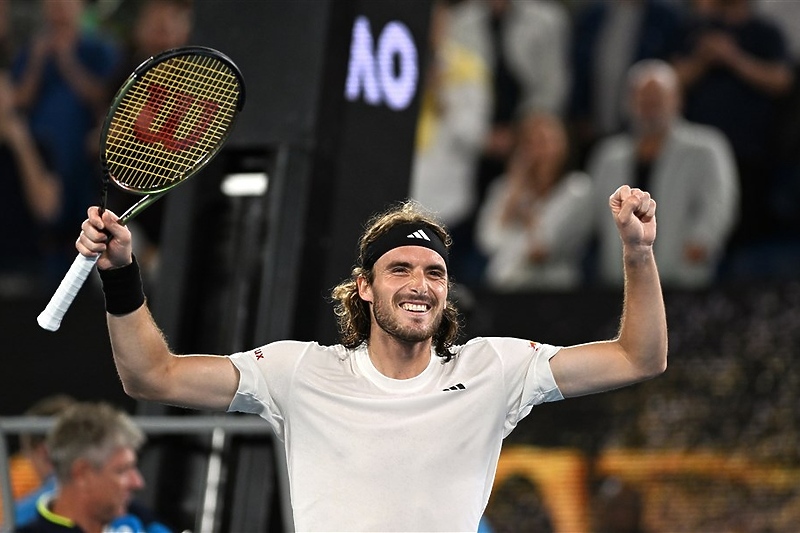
[550,186,668,397]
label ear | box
[70,457,93,483]
[356,275,373,303]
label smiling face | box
[358,246,448,346]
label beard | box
[372,292,442,344]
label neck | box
[367,334,433,379]
[636,131,667,162]
[51,490,105,533]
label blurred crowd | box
[0,0,191,296]
[2,0,798,297]
[412,0,800,291]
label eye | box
[428,268,446,280]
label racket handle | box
[37,253,100,331]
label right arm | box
[77,207,239,411]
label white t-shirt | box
[228,337,563,532]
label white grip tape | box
[37,253,100,331]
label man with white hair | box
[588,59,739,288]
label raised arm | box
[77,207,239,411]
[549,186,668,397]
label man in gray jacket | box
[588,59,739,288]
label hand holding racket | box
[37,46,246,331]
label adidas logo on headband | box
[407,230,431,241]
[362,223,449,269]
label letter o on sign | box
[345,16,419,111]
[376,21,418,110]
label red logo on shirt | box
[254,348,264,360]
[529,341,539,350]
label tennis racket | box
[37,46,246,331]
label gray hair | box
[47,402,145,482]
[627,58,679,93]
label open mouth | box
[400,302,430,313]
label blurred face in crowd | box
[43,0,84,31]
[134,1,192,56]
[629,64,680,137]
[80,446,145,524]
[518,113,567,186]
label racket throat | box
[99,173,109,217]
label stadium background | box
[2,1,800,532]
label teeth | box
[402,303,427,312]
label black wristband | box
[98,256,146,316]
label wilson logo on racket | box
[133,83,220,152]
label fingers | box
[609,186,656,223]
[76,206,129,258]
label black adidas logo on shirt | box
[443,383,466,392]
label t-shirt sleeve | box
[227,340,309,440]
[478,337,564,434]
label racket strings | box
[111,65,235,187]
[105,53,241,192]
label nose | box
[408,268,429,294]
[129,467,145,490]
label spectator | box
[0,70,61,293]
[446,0,571,287]
[448,0,571,199]
[12,400,170,533]
[409,0,491,285]
[475,112,592,291]
[588,59,738,288]
[11,395,78,527]
[754,0,800,241]
[671,0,793,249]
[11,0,119,280]
[569,0,684,166]
[0,395,76,527]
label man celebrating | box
[75,185,666,531]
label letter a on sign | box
[134,83,220,152]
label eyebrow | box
[385,260,447,272]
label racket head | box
[100,46,246,196]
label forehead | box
[101,446,137,470]
[375,246,447,270]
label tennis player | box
[75,184,667,532]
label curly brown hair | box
[330,200,461,361]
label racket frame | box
[100,46,247,224]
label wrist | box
[622,244,655,267]
[98,255,145,315]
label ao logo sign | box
[344,16,419,111]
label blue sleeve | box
[13,492,41,527]
[146,522,173,533]
[107,514,146,532]
[14,477,57,527]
